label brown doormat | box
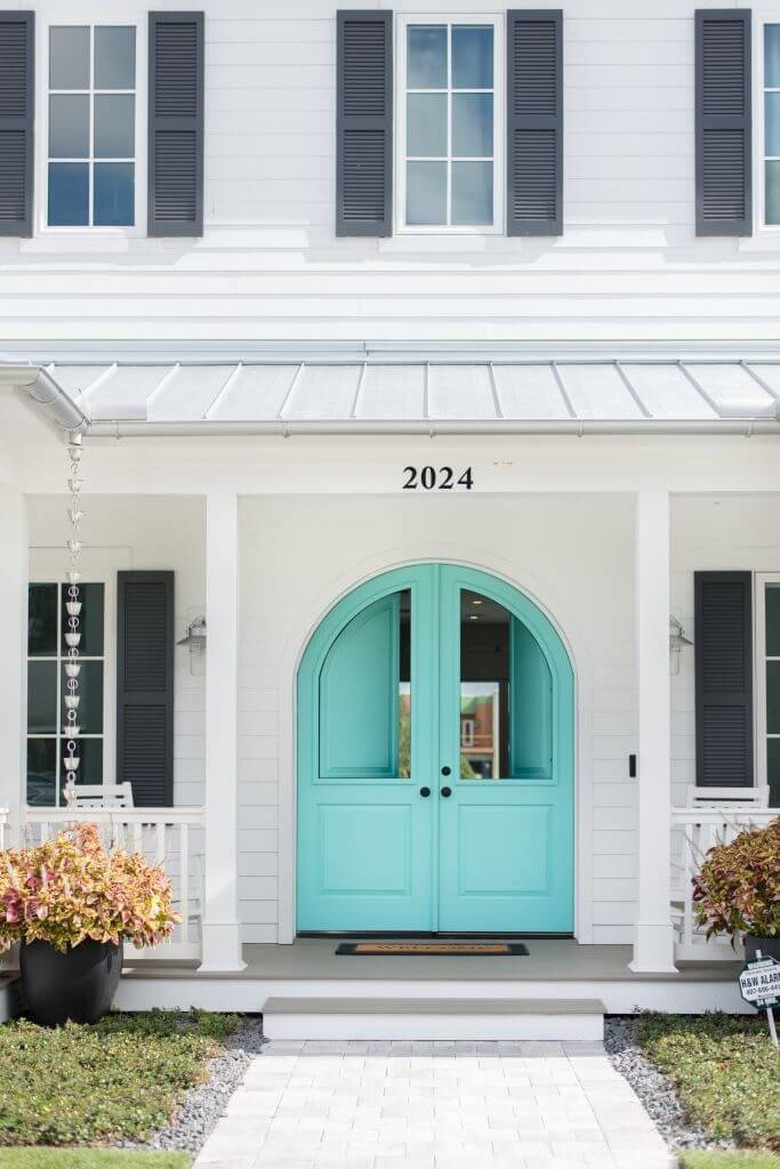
[336,941,529,956]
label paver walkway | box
[194,1039,675,1169]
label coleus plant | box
[0,823,180,953]
[692,817,780,943]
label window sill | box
[737,233,780,253]
[20,232,152,255]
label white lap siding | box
[238,493,638,945]
[0,0,773,345]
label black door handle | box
[441,786,452,798]
[420,786,431,798]
[441,766,451,777]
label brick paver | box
[193,1040,675,1168]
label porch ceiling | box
[3,354,780,436]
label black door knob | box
[441,766,451,777]
[420,786,431,798]
[441,786,452,798]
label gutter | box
[0,364,88,435]
[84,417,780,439]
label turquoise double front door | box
[297,564,574,934]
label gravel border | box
[604,1015,735,1154]
[138,1015,266,1154]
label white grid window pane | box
[47,25,136,228]
[403,21,496,229]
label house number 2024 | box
[403,466,474,491]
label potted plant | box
[0,822,180,1025]
[692,816,780,962]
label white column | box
[0,493,27,840]
[630,490,677,973]
[200,492,246,972]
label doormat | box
[336,941,529,956]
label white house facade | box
[0,0,779,1030]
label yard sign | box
[738,952,780,1047]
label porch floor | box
[123,937,740,983]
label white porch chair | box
[70,782,135,809]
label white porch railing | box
[0,808,8,851]
[672,806,779,961]
[21,808,205,962]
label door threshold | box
[296,932,574,940]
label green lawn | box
[635,1013,780,1153]
[679,1153,780,1169]
[0,1011,239,1147]
[0,1154,190,1169]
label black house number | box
[403,466,474,491]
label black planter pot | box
[20,938,123,1026]
[744,935,780,964]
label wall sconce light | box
[669,615,693,676]
[177,616,207,674]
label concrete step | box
[0,973,19,1024]
[261,996,605,1041]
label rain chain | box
[63,433,84,808]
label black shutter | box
[507,10,563,236]
[0,12,34,237]
[336,11,392,237]
[695,10,752,236]
[148,12,204,237]
[117,572,174,807]
[694,571,753,788]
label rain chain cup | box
[63,432,84,807]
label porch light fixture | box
[177,617,207,673]
[669,615,693,675]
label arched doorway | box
[297,564,574,934]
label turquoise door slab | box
[297,568,437,931]
[297,564,574,934]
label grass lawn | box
[0,1010,239,1148]
[635,1013,780,1153]
[0,1154,190,1169]
[679,1154,780,1169]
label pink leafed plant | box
[0,822,180,953]
[692,816,780,943]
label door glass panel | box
[460,590,508,778]
[460,590,552,779]
[319,589,411,779]
[766,584,780,656]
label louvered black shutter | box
[148,12,204,237]
[336,11,392,237]
[694,572,753,788]
[117,572,174,807]
[695,10,752,236]
[0,12,34,237]
[507,10,563,236]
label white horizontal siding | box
[0,0,774,344]
[238,491,638,944]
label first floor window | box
[765,25,780,225]
[401,19,499,229]
[48,25,137,227]
[27,582,105,806]
[760,579,780,805]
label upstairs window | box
[47,25,137,227]
[399,18,501,232]
[765,25,780,225]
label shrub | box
[0,824,180,953]
[0,1011,239,1146]
[692,818,780,942]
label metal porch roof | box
[4,356,780,436]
